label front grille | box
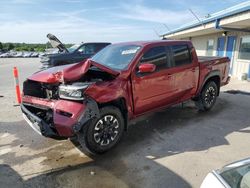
[23,80,59,99]
[23,80,46,98]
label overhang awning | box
[163,10,250,39]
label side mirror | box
[138,63,156,73]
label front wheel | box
[195,81,218,111]
[78,106,124,154]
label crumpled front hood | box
[28,59,119,83]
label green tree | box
[46,41,52,49]
[0,42,3,50]
[7,43,14,50]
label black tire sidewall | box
[201,81,218,110]
[83,106,124,154]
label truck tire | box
[195,81,218,111]
[78,106,124,154]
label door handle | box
[191,68,196,72]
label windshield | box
[91,44,141,70]
[68,44,80,53]
[220,163,250,188]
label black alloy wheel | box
[78,106,124,154]
[195,81,218,111]
[93,115,120,146]
[204,85,217,106]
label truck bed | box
[198,56,229,63]
[198,55,230,90]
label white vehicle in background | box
[31,52,39,57]
[14,52,24,57]
[38,52,45,58]
[0,51,40,58]
[22,52,32,57]
[201,158,250,188]
[9,51,17,57]
[0,52,10,58]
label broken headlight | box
[59,83,90,100]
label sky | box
[0,0,248,43]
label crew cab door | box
[169,44,199,101]
[131,45,176,115]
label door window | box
[172,45,191,67]
[78,44,95,54]
[140,46,169,71]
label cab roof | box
[113,40,191,47]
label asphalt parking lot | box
[0,58,250,188]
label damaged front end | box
[21,95,99,139]
[21,60,117,139]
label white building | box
[163,1,250,80]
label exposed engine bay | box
[23,68,115,100]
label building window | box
[206,39,214,56]
[238,36,250,60]
[172,45,191,67]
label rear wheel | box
[195,81,218,111]
[78,106,124,154]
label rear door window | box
[172,45,191,67]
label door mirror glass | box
[138,63,156,73]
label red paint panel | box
[29,59,119,84]
[22,96,87,137]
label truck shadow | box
[0,162,192,188]
[1,93,250,187]
[84,93,250,160]
[223,90,250,96]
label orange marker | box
[13,67,21,104]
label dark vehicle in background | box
[21,40,230,154]
[40,33,111,70]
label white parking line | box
[0,148,12,156]
[1,133,10,138]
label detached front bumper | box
[21,104,63,139]
[21,96,99,139]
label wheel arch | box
[200,71,221,96]
[98,97,128,131]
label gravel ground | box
[0,58,250,188]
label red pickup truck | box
[21,40,230,153]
